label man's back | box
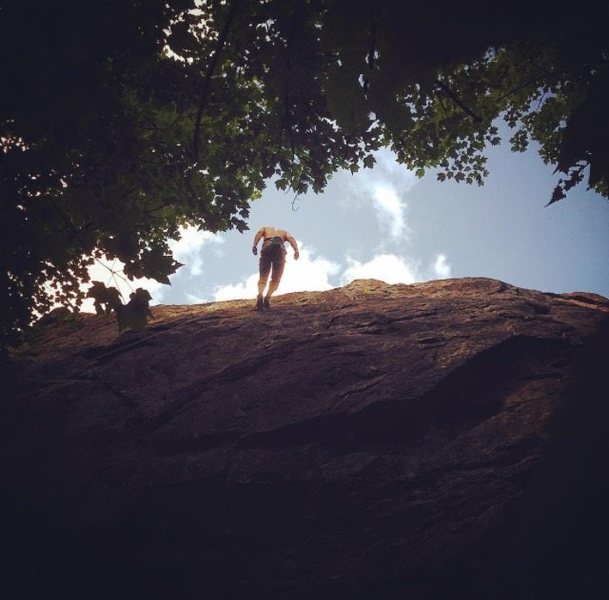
[260,226,289,242]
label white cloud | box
[78,227,453,313]
[347,148,417,242]
[213,273,258,301]
[432,253,452,279]
[211,244,451,303]
[341,253,418,285]
[373,148,417,182]
[169,226,224,278]
[371,185,407,239]
[213,241,340,301]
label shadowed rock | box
[2,278,608,599]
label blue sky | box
[85,130,609,309]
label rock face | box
[2,278,609,599]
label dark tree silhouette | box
[1,0,607,344]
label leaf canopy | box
[1,0,607,344]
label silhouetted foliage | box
[116,288,154,333]
[87,282,122,316]
[87,282,152,331]
[1,0,607,344]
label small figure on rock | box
[87,281,121,316]
[117,288,153,332]
[252,226,299,310]
[86,281,153,332]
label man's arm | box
[252,227,265,255]
[285,233,300,260]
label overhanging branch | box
[436,80,483,123]
[192,0,241,161]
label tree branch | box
[192,0,241,161]
[436,81,483,123]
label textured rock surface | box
[2,278,609,599]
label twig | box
[435,90,449,117]
[436,81,483,123]
[496,77,544,102]
[291,192,300,211]
[193,0,241,160]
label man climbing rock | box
[252,226,299,310]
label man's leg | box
[263,255,286,307]
[256,255,271,310]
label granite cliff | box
[2,278,609,599]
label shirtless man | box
[252,226,299,309]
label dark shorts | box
[259,243,286,282]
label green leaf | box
[140,247,183,282]
[363,155,376,169]
[86,281,121,315]
[167,20,200,55]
